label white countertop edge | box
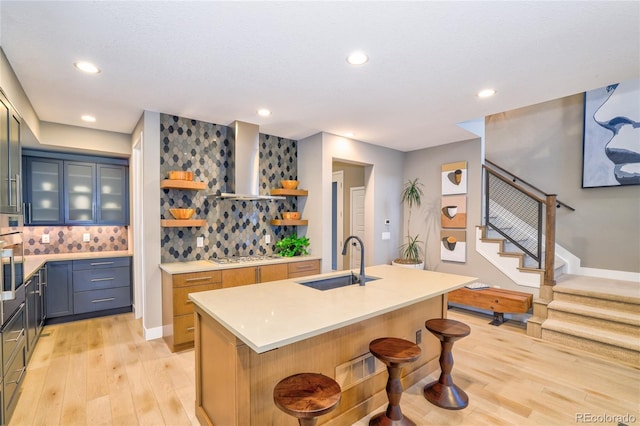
[159,255,322,274]
[190,265,477,354]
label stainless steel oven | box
[0,213,24,325]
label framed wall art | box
[583,79,640,188]
[441,161,468,195]
[440,230,466,263]
[441,195,466,229]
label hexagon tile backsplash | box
[160,114,299,262]
[24,226,128,255]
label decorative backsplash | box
[24,226,128,255]
[160,114,299,262]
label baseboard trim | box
[143,325,163,341]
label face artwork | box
[593,80,640,185]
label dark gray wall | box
[486,94,640,273]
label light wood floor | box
[10,308,640,425]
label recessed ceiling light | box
[257,108,271,117]
[81,115,96,122]
[477,88,496,98]
[74,61,101,74]
[346,51,368,66]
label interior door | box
[349,186,365,269]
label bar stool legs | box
[273,373,341,426]
[369,337,421,426]
[423,318,471,410]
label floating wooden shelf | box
[161,180,207,190]
[270,219,309,226]
[270,189,308,196]
[161,219,207,227]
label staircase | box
[538,274,640,367]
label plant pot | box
[391,259,425,270]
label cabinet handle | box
[186,327,195,332]
[90,262,115,266]
[7,366,26,385]
[185,276,212,282]
[294,265,316,271]
[91,277,115,282]
[91,297,115,303]
[186,300,193,304]
[5,329,24,342]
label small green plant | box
[275,234,310,257]
[395,178,424,264]
[398,234,423,264]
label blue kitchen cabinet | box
[45,261,73,318]
[22,149,129,225]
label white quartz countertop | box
[24,251,132,279]
[189,264,476,354]
[159,255,322,274]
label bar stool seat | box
[369,337,421,426]
[273,373,341,426]
[423,318,471,410]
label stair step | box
[542,319,640,366]
[547,300,640,334]
[552,276,640,314]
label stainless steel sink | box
[297,274,380,291]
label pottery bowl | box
[168,170,194,181]
[280,180,299,190]
[169,208,195,219]
[282,211,301,220]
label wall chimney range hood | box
[207,120,285,201]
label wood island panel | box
[194,294,446,425]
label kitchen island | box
[189,264,476,425]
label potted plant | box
[392,178,425,269]
[276,234,310,257]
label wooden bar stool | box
[423,318,471,410]
[273,373,342,426]
[369,337,422,426]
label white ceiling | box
[1,1,638,152]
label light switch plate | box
[196,236,204,248]
[41,234,50,244]
[83,233,90,242]
[265,235,271,244]
[382,232,391,240]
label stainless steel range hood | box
[207,120,284,201]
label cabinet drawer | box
[2,305,25,371]
[288,260,320,278]
[73,266,131,292]
[73,287,131,314]
[173,314,196,345]
[173,270,222,288]
[73,257,130,271]
[3,341,26,416]
[173,283,221,316]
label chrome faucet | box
[342,235,365,286]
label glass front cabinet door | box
[23,157,64,225]
[65,161,96,224]
[97,164,128,224]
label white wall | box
[131,110,162,339]
[37,121,131,156]
[299,132,404,271]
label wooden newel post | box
[544,194,557,287]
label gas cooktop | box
[210,254,281,264]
